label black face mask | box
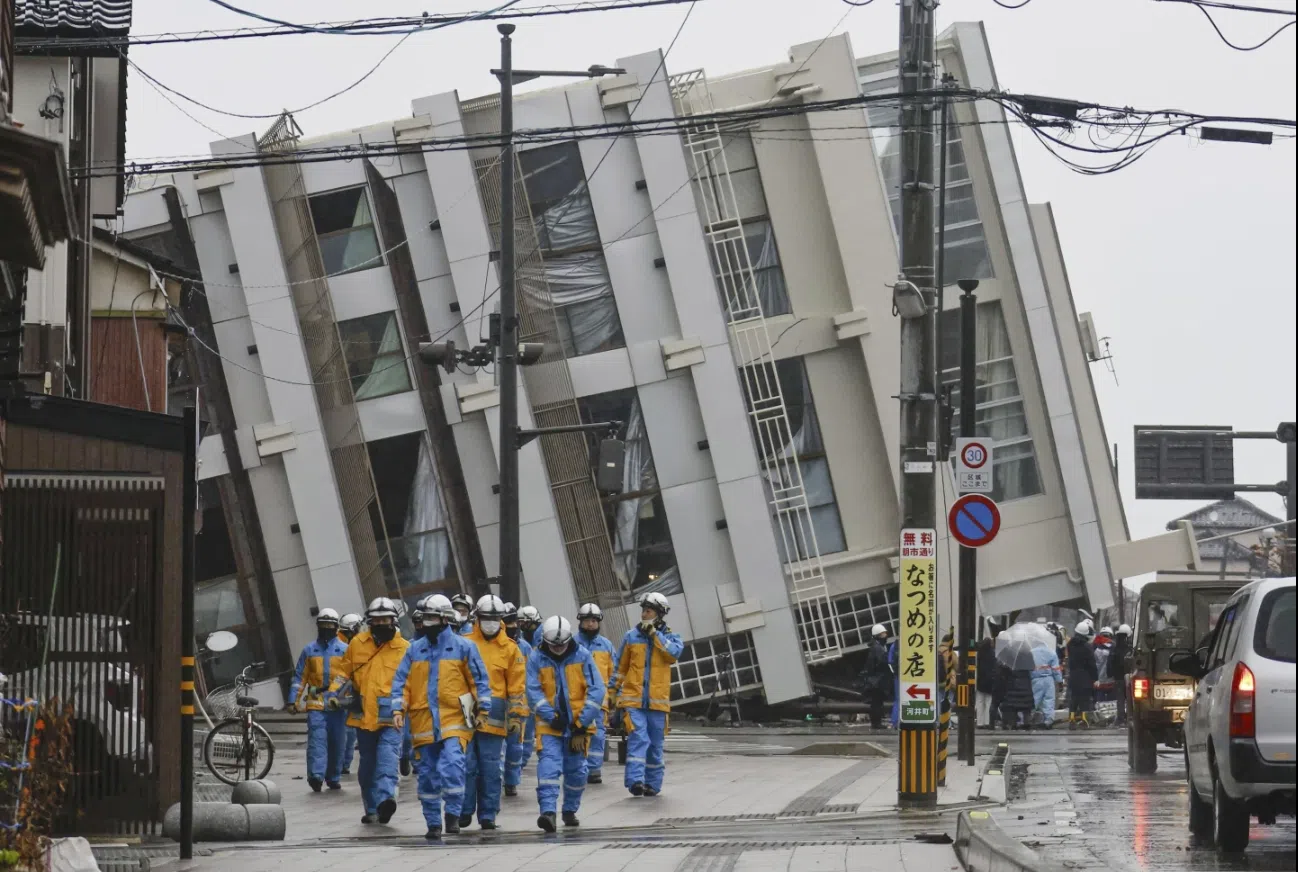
[505,624,519,640]
[371,624,396,644]
[580,627,599,641]
[318,628,337,645]
[423,622,444,642]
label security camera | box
[957,278,980,293]
[418,341,457,374]
[517,343,545,366]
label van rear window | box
[1254,588,1295,663]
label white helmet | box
[541,615,573,646]
[339,613,363,634]
[639,592,670,616]
[475,594,506,619]
[518,606,542,626]
[1101,626,1113,635]
[578,603,603,621]
[871,623,888,638]
[425,594,455,620]
[1074,621,1093,637]
[366,597,399,619]
[316,608,340,625]
[1117,623,1132,636]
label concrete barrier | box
[955,810,1067,872]
[230,779,281,805]
[162,802,286,842]
[975,742,1012,803]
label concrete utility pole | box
[496,23,522,607]
[956,281,978,767]
[895,0,940,810]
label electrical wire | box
[991,0,1296,50]
[1179,0,1296,49]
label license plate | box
[1155,685,1194,701]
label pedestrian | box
[330,597,410,824]
[1030,638,1061,729]
[888,634,901,728]
[460,595,527,830]
[501,602,533,797]
[336,613,363,775]
[938,630,957,711]
[451,594,474,636]
[516,606,543,774]
[391,594,490,839]
[1092,626,1114,703]
[1066,622,1099,729]
[287,608,349,792]
[527,616,606,831]
[857,624,893,729]
[1112,623,1132,727]
[1000,661,1033,730]
[975,620,1000,728]
[574,603,617,784]
[612,592,684,797]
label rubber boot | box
[480,820,497,831]
[587,771,602,784]
[361,814,377,824]
[377,798,397,824]
[444,813,460,835]
[643,786,660,797]
[562,811,580,827]
[308,778,323,792]
[458,814,472,829]
[424,826,441,841]
[400,757,412,777]
[629,782,645,797]
[326,781,341,790]
[537,812,557,833]
[505,784,518,797]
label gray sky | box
[122,0,1297,540]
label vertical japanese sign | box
[898,528,937,724]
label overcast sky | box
[120,0,1297,541]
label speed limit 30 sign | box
[956,437,993,494]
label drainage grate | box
[821,803,860,814]
[655,813,779,824]
[780,760,878,816]
[602,839,897,850]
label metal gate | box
[1,474,163,834]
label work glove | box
[549,710,569,733]
[476,708,491,730]
[507,717,523,738]
[638,621,656,635]
[654,620,669,633]
[567,724,590,756]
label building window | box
[336,311,411,401]
[860,74,993,284]
[518,143,625,356]
[694,132,792,319]
[821,587,901,653]
[576,388,680,598]
[671,631,762,704]
[741,358,847,562]
[366,433,454,597]
[308,186,382,275]
[940,301,1043,502]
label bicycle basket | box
[204,685,241,720]
[207,731,265,769]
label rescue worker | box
[574,603,616,784]
[1030,634,1062,729]
[938,630,958,710]
[611,592,683,798]
[391,594,490,839]
[1112,623,1133,726]
[330,597,410,824]
[1066,622,1099,729]
[857,624,893,729]
[516,605,544,778]
[451,594,475,635]
[287,608,349,792]
[502,603,533,797]
[337,613,363,775]
[460,595,527,830]
[976,619,1001,729]
[526,616,605,831]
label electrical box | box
[595,439,625,495]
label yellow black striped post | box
[937,701,950,787]
[898,725,938,804]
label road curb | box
[974,742,1011,803]
[954,809,1067,872]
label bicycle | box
[201,662,275,785]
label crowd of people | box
[855,617,1133,731]
[285,590,683,839]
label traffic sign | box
[948,493,1001,548]
[898,528,938,725]
[955,437,993,493]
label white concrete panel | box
[565,86,655,244]
[280,430,358,573]
[272,564,320,656]
[451,415,500,527]
[213,156,293,311]
[602,232,681,345]
[653,213,728,349]
[636,377,713,489]
[299,151,367,196]
[246,461,308,574]
[519,517,580,621]
[414,92,495,263]
[717,477,786,607]
[359,125,403,180]
[445,253,498,353]
[392,173,451,280]
[328,267,399,323]
[399,148,427,178]
[122,186,170,231]
[617,51,701,227]
[355,389,424,442]
[212,316,273,427]
[659,479,737,639]
[568,347,634,399]
[689,355,760,485]
[244,295,321,432]
[309,561,368,626]
[750,605,812,704]
[627,338,667,386]
[513,90,574,137]
[188,212,248,323]
[477,521,500,578]
[418,275,470,347]
[482,404,555,529]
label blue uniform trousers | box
[505,725,527,789]
[341,725,357,772]
[536,733,587,815]
[306,709,347,783]
[586,715,607,777]
[355,727,401,815]
[462,733,506,823]
[412,737,467,827]
[623,708,668,791]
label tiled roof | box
[15,1,132,36]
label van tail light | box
[1229,662,1255,738]
[1133,677,1149,700]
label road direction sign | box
[898,528,937,724]
[955,437,993,493]
[948,493,1001,548]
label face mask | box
[423,622,443,642]
[318,628,336,644]
[371,623,396,644]
[479,620,502,637]
[505,625,519,639]
[580,627,598,639]
[546,641,568,657]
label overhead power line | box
[992,0,1296,50]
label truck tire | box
[1131,722,1158,774]
[1212,767,1250,853]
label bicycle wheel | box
[203,719,275,786]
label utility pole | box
[956,281,978,767]
[896,0,939,810]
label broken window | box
[308,186,382,275]
[337,311,411,401]
[366,432,454,596]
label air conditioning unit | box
[1078,312,1103,362]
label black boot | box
[505,784,518,797]
[562,811,580,827]
[444,813,460,835]
[643,786,660,797]
[326,781,342,790]
[361,813,377,824]
[587,771,602,784]
[400,756,412,777]
[480,819,497,831]
[377,798,397,824]
[629,782,645,797]
[458,814,473,829]
[424,826,442,841]
[308,777,323,793]
[537,812,557,833]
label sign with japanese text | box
[898,528,937,724]
[955,437,994,494]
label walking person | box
[451,594,474,636]
[391,594,490,839]
[1030,638,1062,729]
[516,606,543,774]
[1066,622,1099,729]
[858,624,893,729]
[574,603,616,784]
[527,616,606,831]
[460,595,527,830]
[330,597,410,824]
[1112,623,1132,726]
[975,620,1000,729]
[337,613,363,775]
[287,608,349,792]
[502,603,533,798]
[612,592,684,797]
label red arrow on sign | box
[906,684,931,700]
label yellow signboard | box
[898,528,937,724]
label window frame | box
[335,310,413,401]
[307,186,383,276]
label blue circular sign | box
[949,494,1001,548]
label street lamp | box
[892,278,929,319]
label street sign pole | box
[956,286,978,767]
[898,528,939,806]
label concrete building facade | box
[122,24,1127,705]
